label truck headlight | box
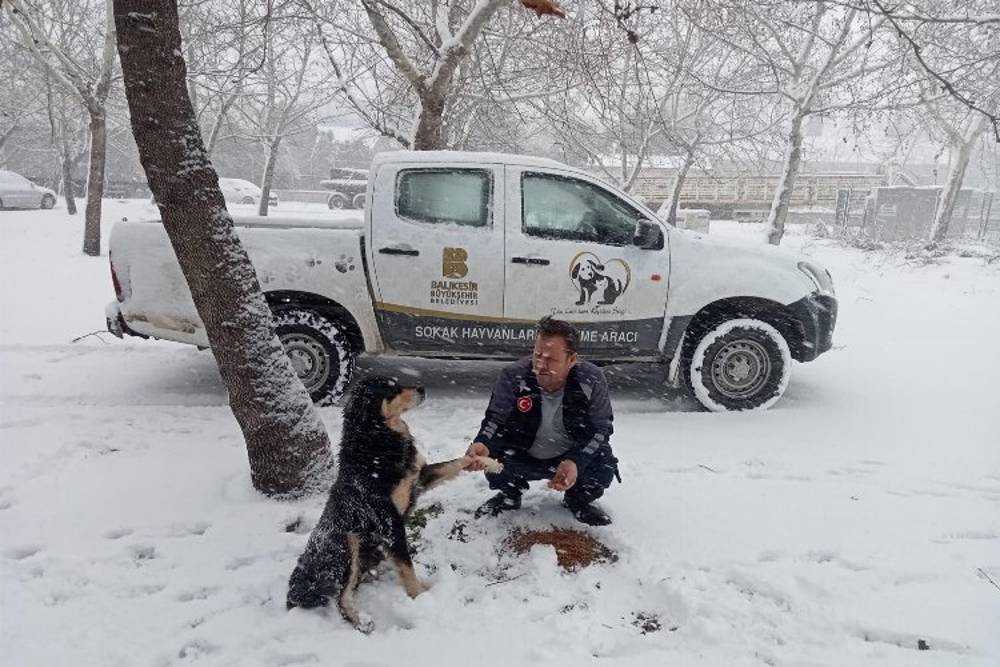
[798,261,835,296]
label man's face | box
[532,334,577,393]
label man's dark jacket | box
[474,358,614,471]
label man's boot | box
[563,499,612,526]
[475,492,521,518]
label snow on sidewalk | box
[1,204,998,666]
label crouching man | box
[466,317,619,526]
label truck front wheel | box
[687,318,790,411]
[273,308,356,405]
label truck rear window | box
[395,168,491,228]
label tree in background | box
[307,0,566,150]
[113,0,334,497]
[233,4,337,215]
[4,0,118,256]
[862,0,1000,242]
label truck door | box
[369,162,506,354]
[502,167,670,359]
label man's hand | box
[548,459,578,491]
[463,442,491,470]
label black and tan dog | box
[286,375,500,632]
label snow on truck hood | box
[667,227,830,302]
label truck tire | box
[327,193,346,210]
[352,193,366,209]
[686,318,790,411]
[273,308,356,405]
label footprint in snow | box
[176,586,221,602]
[176,639,220,660]
[271,655,321,667]
[124,583,166,598]
[130,544,157,564]
[166,522,210,538]
[226,555,256,570]
[5,544,43,560]
[103,527,133,540]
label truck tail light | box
[110,252,124,302]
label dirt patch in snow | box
[506,527,617,571]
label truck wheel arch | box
[681,296,807,363]
[264,291,364,353]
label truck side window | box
[521,173,638,246]
[395,168,491,228]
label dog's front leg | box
[338,532,375,633]
[418,457,468,491]
[388,514,427,598]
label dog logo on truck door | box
[569,252,631,306]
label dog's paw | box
[477,457,503,474]
[355,613,375,634]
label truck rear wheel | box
[273,308,356,405]
[352,193,366,209]
[327,193,346,210]
[686,318,790,411]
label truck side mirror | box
[633,219,664,250]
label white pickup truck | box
[106,151,837,411]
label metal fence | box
[835,186,997,242]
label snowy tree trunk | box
[82,111,107,256]
[928,114,989,243]
[664,151,695,226]
[257,135,281,217]
[765,111,807,246]
[61,152,77,215]
[412,94,448,151]
[47,81,78,216]
[114,0,334,498]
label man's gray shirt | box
[526,389,574,459]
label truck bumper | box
[788,293,837,362]
[105,301,147,340]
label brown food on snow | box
[507,527,617,571]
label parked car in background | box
[218,177,278,207]
[320,167,368,210]
[0,170,57,210]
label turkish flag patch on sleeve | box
[517,396,533,413]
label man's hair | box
[536,316,579,353]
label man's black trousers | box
[485,445,618,507]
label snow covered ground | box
[2,200,998,667]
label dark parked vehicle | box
[320,167,368,210]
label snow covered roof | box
[371,150,566,170]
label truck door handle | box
[511,256,550,266]
[378,247,419,256]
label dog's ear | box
[588,259,605,271]
[571,263,580,279]
[344,376,399,426]
[343,380,377,426]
